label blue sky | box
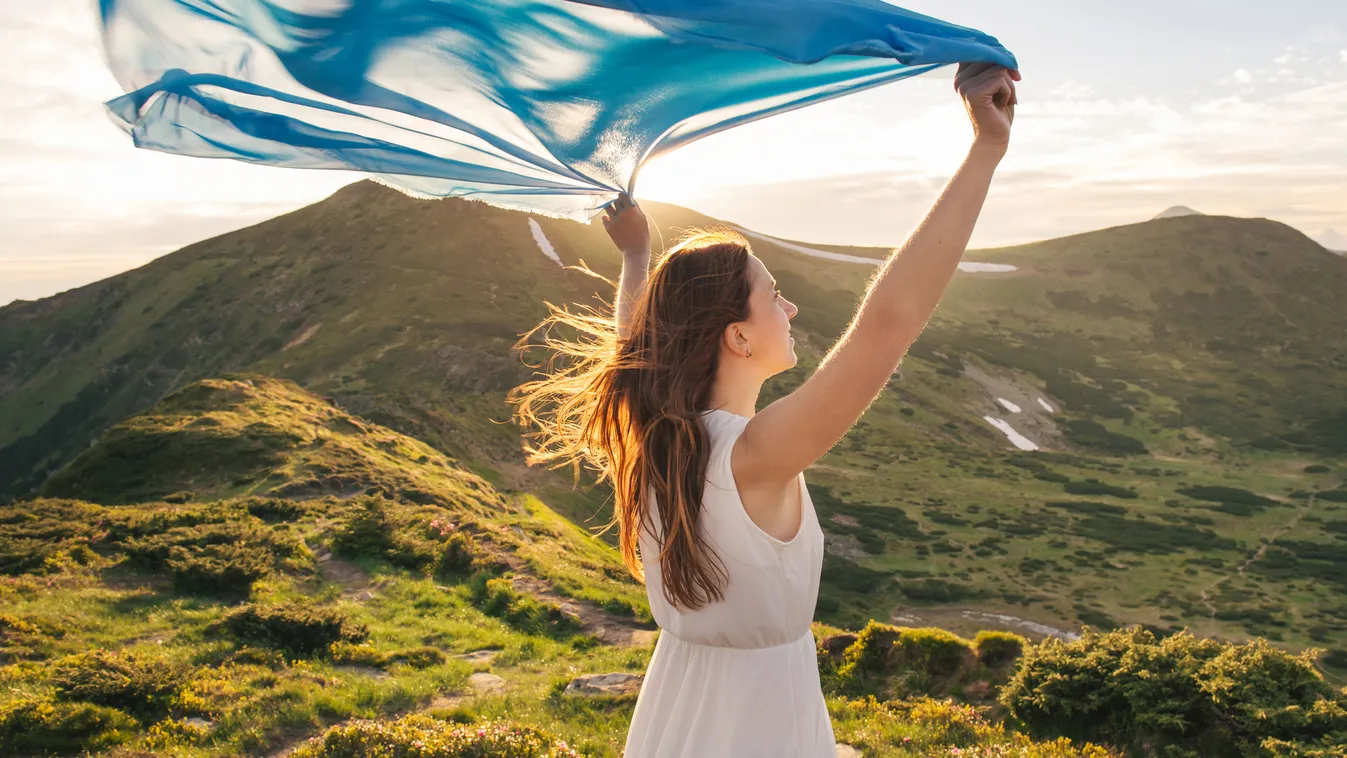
[1,1,1345,304]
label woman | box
[513,61,1019,758]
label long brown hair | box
[510,229,753,610]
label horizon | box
[2,0,1346,305]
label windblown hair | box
[510,229,753,610]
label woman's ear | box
[723,323,751,359]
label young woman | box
[513,62,1019,758]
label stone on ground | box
[563,672,643,696]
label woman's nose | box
[785,298,799,318]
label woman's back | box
[625,409,834,757]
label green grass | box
[4,378,1346,756]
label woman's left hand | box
[603,193,651,258]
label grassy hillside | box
[4,377,1342,757]
[3,182,1347,669]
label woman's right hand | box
[955,62,1019,150]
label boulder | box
[563,672,643,697]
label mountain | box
[1315,227,1347,251]
[1152,206,1204,220]
[4,181,1347,663]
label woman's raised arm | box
[735,64,1020,487]
[603,194,652,339]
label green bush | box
[220,603,367,657]
[330,642,389,668]
[901,627,973,679]
[166,542,272,595]
[332,497,395,558]
[974,630,1026,667]
[1064,480,1138,499]
[289,714,581,758]
[1176,485,1279,507]
[390,646,447,669]
[468,572,578,638]
[0,613,52,662]
[832,621,976,696]
[1001,627,1347,756]
[0,537,63,575]
[1303,464,1331,474]
[50,649,186,719]
[898,577,971,602]
[243,497,308,521]
[0,698,138,755]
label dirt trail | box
[311,546,373,598]
[508,567,658,648]
[1198,486,1329,617]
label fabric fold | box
[99,0,1017,220]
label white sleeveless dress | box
[623,409,834,758]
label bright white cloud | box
[1233,68,1254,83]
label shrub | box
[120,520,260,569]
[1176,485,1278,507]
[166,542,272,595]
[1000,628,1347,756]
[0,698,138,755]
[332,497,395,558]
[330,642,390,668]
[290,715,581,758]
[1304,464,1331,474]
[468,572,578,638]
[830,695,1116,756]
[833,621,976,696]
[220,603,367,657]
[0,613,52,662]
[974,630,1026,667]
[243,497,307,521]
[1064,480,1138,499]
[432,533,477,576]
[390,646,447,669]
[901,627,973,680]
[50,649,186,719]
[898,577,971,602]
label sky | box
[2,1,1346,305]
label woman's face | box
[738,255,799,374]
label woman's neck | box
[706,369,763,418]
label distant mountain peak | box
[1152,206,1204,220]
[1314,227,1347,252]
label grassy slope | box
[0,377,1123,758]
[3,184,1347,667]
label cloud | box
[1340,49,1347,63]
[1233,68,1253,84]
[648,76,1347,250]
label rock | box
[469,672,506,694]
[183,717,214,730]
[835,744,863,758]
[817,633,857,661]
[455,649,501,664]
[563,672,643,697]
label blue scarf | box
[100,0,1016,219]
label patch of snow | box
[732,226,1017,273]
[958,610,1080,641]
[1037,397,1055,413]
[528,218,562,266]
[996,397,1022,414]
[983,416,1039,451]
[958,261,1018,273]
